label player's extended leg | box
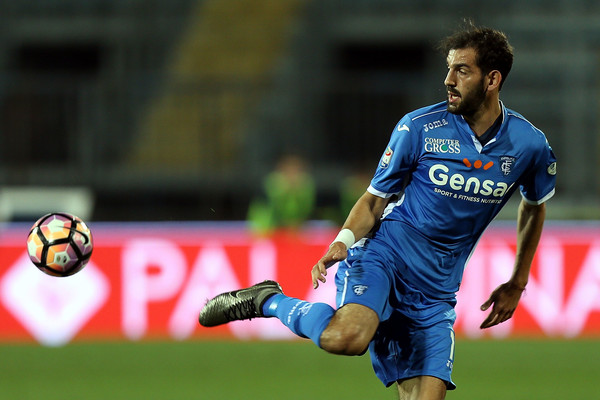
[198,280,378,355]
[396,376,447,400]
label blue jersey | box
[365,101,556,299]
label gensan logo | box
[429,158,514,199]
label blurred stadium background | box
[1,0,599,399]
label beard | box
[446,78,487,117]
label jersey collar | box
[458,101,507,153]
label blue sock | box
[262,294,334,348]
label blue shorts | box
[335,243,457,389]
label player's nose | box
[444,69,456,87]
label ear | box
[486,70,502,91]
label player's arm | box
[480,199,546,329]
[311,191,389,289]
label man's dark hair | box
[439,20,514,90]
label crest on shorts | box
[353,285,369,296]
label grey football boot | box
[198,280,283,327]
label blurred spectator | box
[248,154,316,235]
[318,167,372,226]
[338,168,372,222]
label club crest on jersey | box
[353,285,368,296]
[499,156,516,176]
[380,147,393,169]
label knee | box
[319,323,372,356]
[318,304,379,356]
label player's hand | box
[311,242,348,289]
[479,282,525,329]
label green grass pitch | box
[0,339,598,399]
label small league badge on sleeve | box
[380,147,393,169]
[547,162,557,175]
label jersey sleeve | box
[368,116,420,198]
[520,137,557,205]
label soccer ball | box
[26,212,93,277]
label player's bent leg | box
[396,376,447,400]
[319,303,379,356]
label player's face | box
[444,48,487,117]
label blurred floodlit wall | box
[2,222,600,344]
[0,0,597,221]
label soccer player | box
[199,21,556,400]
